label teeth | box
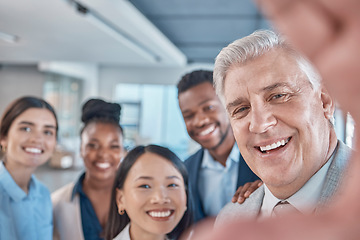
[25,147,42,153]
[148,210,171,218]
[260,138,289,152]
[96,162,110,169]
[199,126,215,136]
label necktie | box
[272,201,299,217]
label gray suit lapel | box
[317,140,352,210]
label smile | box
[198,125,215,136]
[96,162,111,169]
[258,137,291,153]
[24,147,42,154]
[147,210,173,218]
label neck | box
[208,128,236,167]
[129,224,166,240]
[83,173,114,192]
[3,160,33,194]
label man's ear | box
[320,86,335,121]
[116,188,126,213]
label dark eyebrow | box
[18,121,35,126]
[135,176,153,181]
[167,176,181,180]
[135,176,181,181]
[181,98,213,115]
[18,121,56,130]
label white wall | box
[98,63,214,99]
[0,65,45,115]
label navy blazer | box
[184,147,259,223]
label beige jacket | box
[52,183,84,240]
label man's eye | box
[183,114,194,120]
[139,184,150,189]
[231,106,249,118]
[272,94,285,100]
[44,130,54,136]
[204,105,215,111]
[111,145,120,149]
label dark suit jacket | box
[184,147,259,223]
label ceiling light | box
[0,31,19,44]
[74,2,160,63]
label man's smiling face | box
[223,49,335,198]
[178,82,231,150]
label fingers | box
[243,180,263,198]
[257,0,335,60]
[231,186,244,203]
[232,180,264,204]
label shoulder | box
[184,149,203,165]
[32,176,51,194]
[327,140,353,178]
[215,186,265,227]
[334,140,353,164]
[113,224,131,240]
[51,182,76,205]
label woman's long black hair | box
[105,144,193,240]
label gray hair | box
[213,29,322,104]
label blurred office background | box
[0,0,354,192]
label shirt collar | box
[0,161,40,201]
[262,149,335,216]
[201,144,239,169]
[71,172,86,200]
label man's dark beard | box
[210,123,232,151]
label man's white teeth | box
[260,138,289,152]
[96,162,110,169]
[148,210,171,218]
[199,126,215,136]
[25,147,42,153]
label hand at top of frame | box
[257,0,360,122]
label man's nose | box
[193,111,209,128]
[248,105,277,133]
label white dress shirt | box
[260,155,333,219]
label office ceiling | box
[130,0,270,63]
[0,0,270,66]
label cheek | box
[127,190,147,203]
[82,151,96,164]
[173,190,187,210]
[124,192,147,213]
[47,138,57,151]
[185,121,193,132]
[110,151,122,163]
[231,121,247,144]
[218,113,230,126]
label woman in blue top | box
[0,96,58,240]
